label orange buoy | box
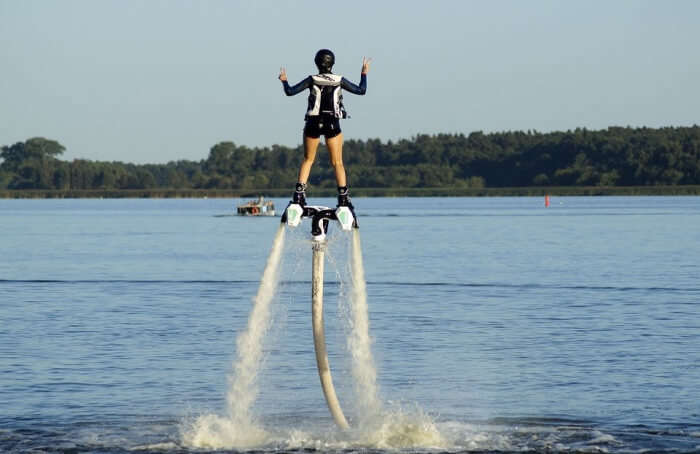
[545,195,550,207]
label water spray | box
[186,202,442,449]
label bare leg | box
[326,133,346,187]
[298,135,321,184]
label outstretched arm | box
[341,57,371,95]
[279,67,311,96]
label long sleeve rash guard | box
[282,73,367,119]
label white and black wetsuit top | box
[282,73,367,119]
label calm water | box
[1,196,699,453]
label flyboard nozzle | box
[335,206,356,231]
[281,203,304,227]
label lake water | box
[1,196,699,453]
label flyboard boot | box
[335,186,359,229]
[281,182,307,227]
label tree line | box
[2,126,699,192]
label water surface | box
[1,196,699,453]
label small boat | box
[237,196,276,216]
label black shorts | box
[303,115,341,139]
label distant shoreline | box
[2,185,700,199]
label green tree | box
[3,126,700,192]
[0,138,66,189]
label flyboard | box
[281,202,358,429]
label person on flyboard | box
[279,49,371,226]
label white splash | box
[362,406,446,449]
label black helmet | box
[314,49,335,73]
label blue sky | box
[1,0,698,163]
